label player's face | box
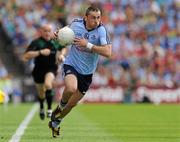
[40,25,52,41]
[85,11,101,30]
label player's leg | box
[60,73,78,108]
[48,91,83,138]
[35,84,46,120]
[49,72,78,137]
[61,90,84,118]
[32,68,47,120]
[58,73,93,119]
[52,64,78,113]
[44,72,55,118]
[49,65,92,137]
[51,73,78,119]
[50,89,84,130]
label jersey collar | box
[83,19,101,32]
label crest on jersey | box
[91,35,96,40]
[84,33,89,39]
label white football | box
[57,26,75,46]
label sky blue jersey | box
[64,18,111,75]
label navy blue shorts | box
[62,64,93,95]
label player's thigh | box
[44,72,55,89]
[61,75,77,102]
[35,84,45,98]
[64,74,78,93]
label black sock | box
[60,100,67,109]
[38,97,45,109]
[46,89,53,110]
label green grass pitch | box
[0,103,180,142]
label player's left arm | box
[74,26,112,58]
[91,27,112,58]
[91,44,112,58]
[56,47,68,64]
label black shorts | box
[32,66,58,84]
[62,64,92,95]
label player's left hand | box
[56,54,65,64]
[74,37,88,48]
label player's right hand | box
[74,37,88,47]
[39,48,51,56]
[51,28,60,40]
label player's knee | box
[66,86,77,94]
[44,83,53,90]
[38,93,45,99]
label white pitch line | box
[9,104,38,142]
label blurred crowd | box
[0,0,180,90]
[0,59,22,103]
[0,59,10,103]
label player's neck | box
[86,26,94,31]
[83,19,95,31]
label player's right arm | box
[23,50,40,62]
[22,41,38,62]
[22,41,50,62]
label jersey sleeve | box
[25,40,39,52]
[54,40,66,51]
[99,26,111,45]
